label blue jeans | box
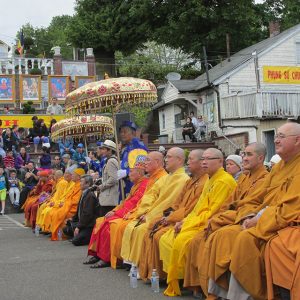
[33,136,49,145]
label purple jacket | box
[15,153,30,169]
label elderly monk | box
[50,168,85,240]
[36,169,73,232]
[265,226,300,300]
[86,158,149,268]
[208,123,300,300]
[184,143,268,298]
[160,148,237,297]
[120,147,189,269]
[23,170,54,228]
[139,149,208,281]
[109,151,167,268]
[29,170,64,229]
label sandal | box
[83,256,100,265]
[90,260,110,269]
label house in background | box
[153,23,300,160]
[0,40,9,58]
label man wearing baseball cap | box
[118,121,148,198]
[72,143,87,171]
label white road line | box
[3,215,25,228]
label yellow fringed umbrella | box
[65,77,157,115]
[51,115,113,142]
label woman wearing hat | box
[98,140,120,217]
[225,154,243,181]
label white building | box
[153,23,300,160]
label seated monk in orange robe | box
[86,159,148,268]
[22,170,54,228]
[50,168,85,240]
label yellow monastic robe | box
[50,181,82,240]
[160,167,237,296]
[139,173,209,281]
[109,168,167,268]
[183,165,268,294]
[41,181,75,232]
[36,178,69,228]
[120,167,189,266]
[229,153,300,300]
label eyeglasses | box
[200,157,220,161]
[274,133,299,140]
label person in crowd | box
[49,119,58,151]
[62,174,99,246]
[0,167,8,215]
[138,149,208,281]
[118,121,148,198]
[39,145,52,170]
[182,117,196,142]
[190,111,198,129]
[120,147,189,275]
[27,116,38,143]
[11,125,24,152]
[61,154,74,173]
[0,131,6,157]
[8,170,20,207]
[3,106,12,115]
[159,148,236,296]
[51,156,63,171]
[86,156,148,268]
[206,123,300,300]
[3,128,16,151]
[15,147,30,180]
[72,143,87,170]
[3,149,15,177]
[46,97,64,115]
[22,170,53,229]
[18,162,39,208]
[225,154,243,181]
[36,169,73,233]
[58,136,75,157]
[194,115,207,141]
[158,145,166,157]
[183,143,268,299]
[88,151,101,174]
[109,151,167,269]
[49,119,57,133]
[50,168,85,241]
[32,119,49,153]
[270,153,281,168]
[96,142,107,177]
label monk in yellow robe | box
[101,151,167,268]
[160,148,237,296]
[120,147,190,268]
[265,226,300,300]
[50,168,85,240]
[138,149,208,281]
[37,170,74,232]
[208,123,300,300]
[183,143,268,298]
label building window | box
[297,42,300,64]
[162,113,165,129]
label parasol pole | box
[112,105,125,201]
[84,135,90,172]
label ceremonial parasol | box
[51,115,114,151]
[65,77,157,115]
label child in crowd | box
[0,167,8,215]
[8,170,20,207]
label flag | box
[17,30,24,56]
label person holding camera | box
[97,140,119,216]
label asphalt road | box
[0,214,194,300]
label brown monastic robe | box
[139,174,208,280]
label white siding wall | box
[159,105,175,142]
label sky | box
[0,0,75,45]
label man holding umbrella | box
[117,121,148,198]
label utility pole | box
[226,33,231,62]
[203,46,210,85]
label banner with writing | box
[263,66,300,84]
[0,115,65,128]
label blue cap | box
[77,143,84,148]
[119,120,137,131]
[96,141,103,147]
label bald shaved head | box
[145,151,165,175]
[190,149,205,160]
[148,151,164,166]
[202,148,224,177]
[247,142,266,158]
[205,148,224,159]
[165,147,185,173]
[170,147,185,160]
[281,122,300,135]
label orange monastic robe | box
[184,165,268,294]
[265,226,300,300]
[109,168,167,268]
[227,153,300,300]
[50,181,82,240]
[139,173,208,281]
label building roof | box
[169,79,204,92]
[195,23,300,90]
